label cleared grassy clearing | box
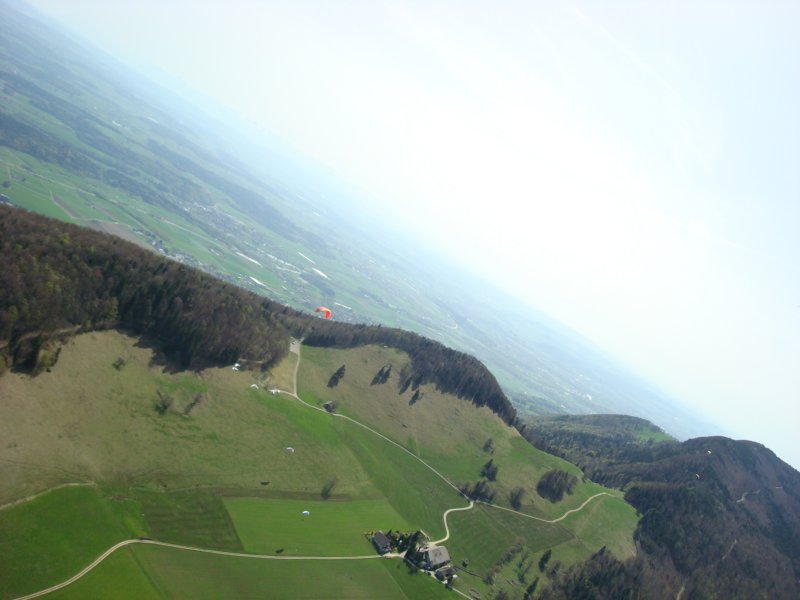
[264,347,297,393]
[632,425,674,443]
[558,492,638,560]
[225,497,413,556]
[0,486,146,600]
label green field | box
[299,344,630,520]
[0,486,147,599]
[225,497,413,555]
[0,333,638,599]
[558,493,639,560]
[46,547,161,600]
[448,503,572,572]
[135,489,243,551]
[46,544,451,600]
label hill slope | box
[0,330,638,599]
[0,206,641,598]
[530,416,800,599]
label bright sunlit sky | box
[26,0,800,468]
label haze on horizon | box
[24,0,800,469]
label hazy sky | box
[27,0,800,468]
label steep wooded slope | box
[533,416,800,599]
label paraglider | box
[315,306,332,319]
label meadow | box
[224,497,413,555]
[46,544,451,600]
[0,486,146,599]
[0,332,638,599]
[299,345,635,520]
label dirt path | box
[0,482,96,512]
[676,582,686,600]
[431,502,475,544]
[479,492,611,523]
[11,539,401,600]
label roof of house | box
[435,565,456,579]
[426,546,450,566]
[372,531,391,547]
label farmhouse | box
[435,565,456,581]
[371,531,392,555]
[420,545,451,570]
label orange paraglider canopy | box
[315,306,332,319]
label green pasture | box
[46,546,161,600]
[44,544,451,600]
[134,489,242,551]
[333,416,463,541]
[445,503,572,578]
[0,486,147,600]
[558,492,638,560]
[299,344,628,521]
[224,497,413,555]
[130,544,449,600]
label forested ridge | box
[522,414,673,473]
[532,416,800,599]
[0,205,516,424]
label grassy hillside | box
[0,332,638,599]
[298,345,633,521]
[0,486,146,598]
[46,544,450,600]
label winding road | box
[10,339,612,599]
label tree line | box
[0,206,517,426]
